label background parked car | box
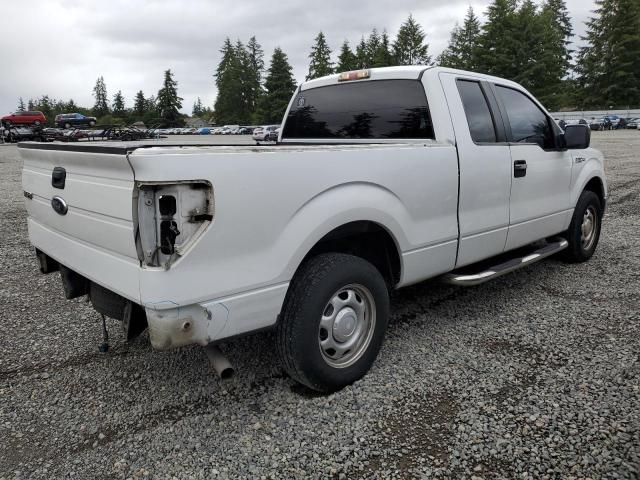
[252,125,279,142]
[589,117,612,131]
[55,113,97,129]
[628,118,640,129]
[268,127,281,141]
[1,111,46,127]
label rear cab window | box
[282,79,435,140]
[456,80,497,143]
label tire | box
[64,123,71,129]
[4,121,11,128]
[562,190,603,263]
[34,121,41,126]
[89,120,96,127]
[277,253,389,392]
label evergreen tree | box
[336,40,358,72]
[157,69,184,126]
[112,90,126,117]
[510,0,548,91]
[36,95,54,121]
[234,39,254,123]
[92,76,110,117]
[366,29,381,65]
[535,0,574,109]
[306,32,334,80]
[133,91,146,116]
[438,7,482,70]
[27,99,35,111]
[246,36,265,116]
[17,97,25,111]
[366,29,394,68]
[192,97,204,116]
[355,37,369,68]
[257,48,297,124]
[145,95,157,114]
[393,15,431,65]
[67,99,77,111]
[577,0,640,108]
[373,30,394,67]
[214,38,245,124]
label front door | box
[440,73,513,267]
[491,84,573,250]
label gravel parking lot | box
[1,132,638,479]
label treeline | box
[439,0,640,110]
[20,69,194,127]
[212,0,640,123]
[212,15,431,124]
[16,0,640,126]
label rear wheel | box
[562,190,603,263]
[4,121,11,128]
[64,123,71,129]
[277,253,389,392]
[34,120,41,126]
[89,120,96,127]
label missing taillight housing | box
[159,195,177,216]
[160,220,180,254]
[134,181,213,268]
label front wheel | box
[562,190,603,263]
[277,253,389,392]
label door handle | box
[514,160,527,178]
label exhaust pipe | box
[205,344,234,379]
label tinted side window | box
[457,80,497,143]
[495,85,554,149]
[283,80,434,139]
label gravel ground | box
[1,132,638,479]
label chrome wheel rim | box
[581,206,598,250]
[318,284,376,368]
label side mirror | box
[564,124,590,150]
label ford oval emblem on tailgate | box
[51,196,68,215]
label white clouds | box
[0,0,596,115]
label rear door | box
[491,84,573,250]
[440,73,512,267]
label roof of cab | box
[300,65,522,91]
[301,65,434,90]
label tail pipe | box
[205,344,234,379]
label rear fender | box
[276,181,409,282]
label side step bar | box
[442,238,568,287]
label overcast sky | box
[0,0,596,116]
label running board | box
[442,238,568,287]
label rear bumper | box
[144,283,288,350]
[30,218,287,349]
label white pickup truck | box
[21,66,606,392]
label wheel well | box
[302,221,401,286]
[584,177,605,207]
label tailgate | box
[20,144,141,301]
